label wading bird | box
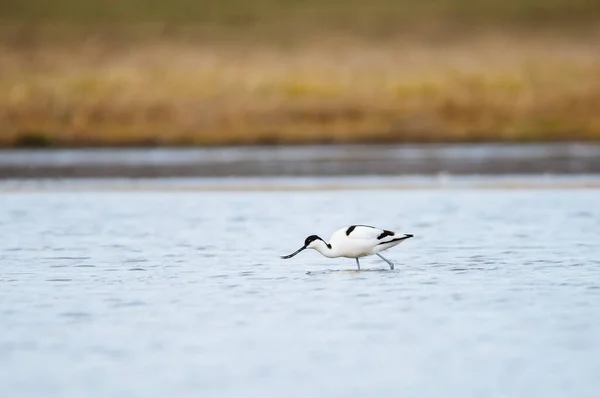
[281,225,413,270]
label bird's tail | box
[377,233,413,245]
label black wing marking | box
[377,234,413,245]
[346,224,376,236]
[377,230,395,240]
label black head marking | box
[304,235,332,249]
[304,235,321,246]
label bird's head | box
[280,235,323,259]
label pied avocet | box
[281,225,413,270]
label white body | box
[313,226,410,258]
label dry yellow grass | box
[1,31,600,146]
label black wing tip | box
[376,233,414,245]
[377,230,395,240]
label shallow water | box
[1,187,600,398]
[2,143,600,178]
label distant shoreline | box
[2,174,600,192]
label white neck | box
[312,240,338,258]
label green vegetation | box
[2,0,600,25]
[0,0,599,146]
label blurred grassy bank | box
[1,0,600,147]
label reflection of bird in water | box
[281,225,413,271]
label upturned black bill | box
[280,246,306,259]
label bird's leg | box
[355,258,361,271]
[376,253,394,270]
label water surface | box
[1,187,600,397]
